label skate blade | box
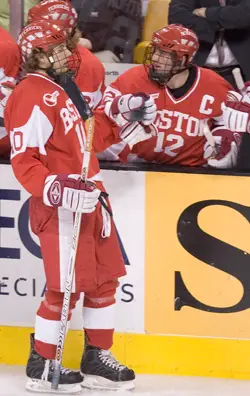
[26,378,83,394]
[81,374,135,391]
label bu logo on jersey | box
[60,97,81,135]
[43,90,59,107]
[60,98,86,151]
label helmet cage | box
[144,43,188,86]
[47,44,81,77]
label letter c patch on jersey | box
[43,91,59,107]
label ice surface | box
[1,366,250,396]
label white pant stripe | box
[83,305,115,329]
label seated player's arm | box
[93,107,157,155]
[95,79,157,156]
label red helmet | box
[151,24,199,63]
[18,21,67,61]
[144,24,199,85]
[28,0,78,32]
[18,21,81,77]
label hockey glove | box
[120,121,157,148]
[204,127,242,169]
[0,80,15,109]
[43,174,101,213]
[105,93,157,126]
[222,85,250,133]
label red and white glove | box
[43,174,101,213]
[222,84,250,133]
[105,93,157,126]
[0,80,16,109]
[204,127,242,169]
[120,121,157,148]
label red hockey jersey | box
[4,73,119,197]
[76,45,105,109]
[0,27,21,157]
[102,65,232,166]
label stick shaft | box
[51,115,94,390]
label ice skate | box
[25,334,83,394]
[80,344,135,390]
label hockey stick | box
[203,122,217,151]
[232,68,250,170]
[232,67,246,94]
[51,76,94,390]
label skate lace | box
[50,360,72,375]
[60,366,72,375]
[98,350,126,371]
[41,359,73,381]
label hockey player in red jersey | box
[0,27,21,157]
[28,0,106,109]
[101,24,241,169]
[4,20,153,393]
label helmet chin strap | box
[43,54,60,80]
[48,55,55,64]
[36,53,57,78]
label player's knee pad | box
[43,290,80,313]
[84,279,119,308]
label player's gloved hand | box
[222,84,250,133]
[120,121,157,148]
[0,80,16,108]
[43,174,101,213]
[105,93,157,126]
[204,127,242,169]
